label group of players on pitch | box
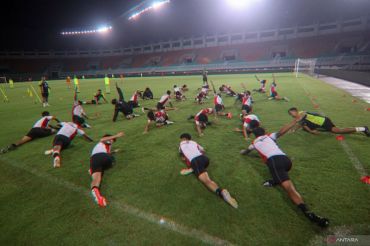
[1,72,369,229]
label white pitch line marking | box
[1,157,235,246]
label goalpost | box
[0,76,7,84]
[294,58,317,78]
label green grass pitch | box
[0,73,369,245]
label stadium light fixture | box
[61,25,112,36]
[226,0,258,8]
[128,0,170,21]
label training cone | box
[336,135,344,141]
[360,176,370,185]
[314,104,320,109]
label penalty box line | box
[1,157,235,246]
[296,76,369,187]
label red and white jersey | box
[57,122,85,140]
[214,95,223,106]
[91,141,112,156]
[179,140,205,166]
[72,102,85,117]
[270,84,277,94]
[33,116,53,128]
[243,114,260,128]
[248,133,285,162]
[195,108,213,121]
[159,94,170,105]
[130,92,139,103]
[155,110,167,123]
[242,95,252,106]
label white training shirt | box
[174,87,180,93]
[33,116,53,128]
[248,133,285,162]
[179,140,204,163]
[91,141,112,156]
[72,102,85,117]
[57,122,85,140]
[214,95,223,105]
[159,94,170,105]
[242,95,252,106]
[243,114,260,128]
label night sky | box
[1,0,370,50]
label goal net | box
[0,77,7,84]
[294,58,317,77]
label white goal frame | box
[294,58,317,78]
[0,76,7,84]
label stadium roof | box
[1,0,370,50]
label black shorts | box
[42,93,49,98]
[53,135,71,150]
[156,102,165,110]
[266,155,292,184]
[91,99,97,104]
[147,111,155,121]
[198,113,208,124]
[322,117,336,131]
[128,101,139,108]
[271,92,278,98]
[72,115,85,125]
[242,105,251,113]
[90,153,113,174]
[26,127,53,139]
[191,155,210,177]
[215,104,223,112]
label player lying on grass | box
[210,81,232,118]
[72,89,91,128]
[128,90,142,108]
[142,87,153,100]
[253,75,266,93]
[188,108,215,137]
[240,120,329,227]
[219,84,237,96]
[234,111,260,141]
[45,122,93,168]
[112,83,140,122]
[89,132,124,207]
[268,74,289,101]
[173,85,186,101]
[83,89,107,104]
[178,133,238,208]
[288,107,370,136]
[143,109,174,134]
[0,111,60,154]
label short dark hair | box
[252,127,266,137]
[103,134,112,138]
[166,90,171,95]
[288,107,298,113]
[111,99,117,105]
[42,111,50,117]
[180,133,192,140]
[249,120,260,129]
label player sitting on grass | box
[240,120,329,228]
[89,132,124,207]
[234,111,260,141]
[84,89,107,105]
[128,90,142,108]
[174,85,186,101]
[195,88,208,104]
[142,87,153,100]
[157,90,176,110]
[288,107,370,136]
[188,108,215,137]
[0,111,60,154]
[253,75,266,93]
[181,84,189,92]
[112,83,140,122]
[210,81,232,118]
[219,84,237,96]
[72,90,91,128]
[178,133,238,208]
[45,122,93,168]
[268,74,289,101]
[143,109,174,134]
[241,91,253,113]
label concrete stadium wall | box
[318,69,370,87]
